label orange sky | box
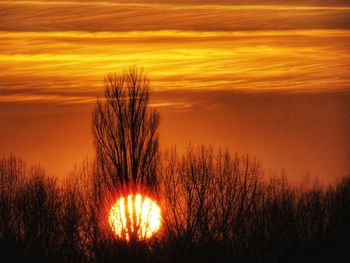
[0,0,349,183]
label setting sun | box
[108,194,161,241]
[1,0,350,262]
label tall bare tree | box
[92,67,160,195]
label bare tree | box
[92,67,160,195]
[159,145,263,261]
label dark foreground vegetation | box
[1,68,349,262]
[0,152,349,263]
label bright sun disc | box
[108,194,161,241]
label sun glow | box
[108,194,161,241]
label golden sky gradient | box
[0,0,349,183]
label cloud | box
[0,1,349,104]
[1,29,349,104]
[1,1,350,32]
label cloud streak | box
[1,29,349,103]
[1,1,350,32]
[0,1,349,104]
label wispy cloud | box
[1,1,350,32]
[0,1,349,104]
[1,29,349,103]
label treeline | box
[1,148,349,263]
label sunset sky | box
[0,0,349,183]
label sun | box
[108,193,161,241]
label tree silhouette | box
[91,67,161,250]
[92,67,160,195]
[159,146,263,262]
[1,152,350,262]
